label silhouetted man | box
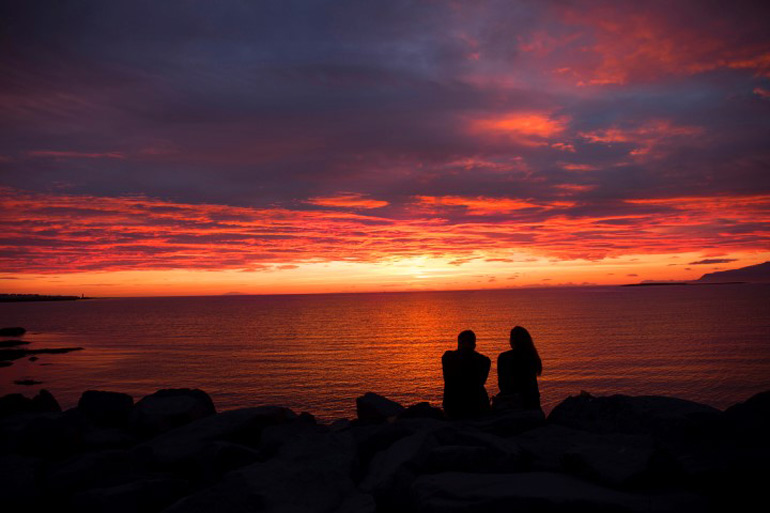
[442,330,491,419]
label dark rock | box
[32,389,61,413]
[82,426,138,451]
[194,441,261,485]
[0,360,11,367]
[724,390,770,442]
[0,339,29,347]
[517,424,671,488]
[0,455,43,511]
[136,406,296,471]
[164,431,360,513]
[0,393,32,417]
[29,356,39,361]
[73,477,189,513]
[0,346,84,361]
[11,411,83,458]
[330,418,352,431]
[468,408,546,437]
[412,471,705,513]
[0,389,61,418]
[0,327,26,336]
[356,392,405,423]
[360,424,525,509]
[79,390,134,427]
[360,424,438,496]
[45,449,138,495]
[398,402,445,421]
[132,389,216,437]
[14,379,43,386]
[548,393,720,448]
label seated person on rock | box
[442,330,491,419]
[494,326,542,411]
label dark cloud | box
[688,258,739,265]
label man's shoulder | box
[476,352,492,364]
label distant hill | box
[696,261,770,283]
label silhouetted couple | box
[442,326,542,419]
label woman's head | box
[510,326,532,350]
[510,325,542,375]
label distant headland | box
[624,261,770,287]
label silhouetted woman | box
[496,326,542,410]
[442,330,491,419]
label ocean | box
[1,284,769,420]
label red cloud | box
[580,119,704,160]
[554,3,770,85]
[1,189,768,274]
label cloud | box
[306,193,388,209]
[688,258,738,265]
[469,112,569,140]
[26,150,126,160]
[1,187,768,274]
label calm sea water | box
[1,285,769,420]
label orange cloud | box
[469,112,569,141]
[306,193,388,209]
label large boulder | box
[548,393,720,447]
[45,449,139,496]
[81,426,138,452]
[360,424,525,509]
[356,393,405,424]
[72,477,189,513]
[723,390,770,442]
[7,410,83,458]
[468,408,546,437]
[163,430,365,513]
[132,389,216,437]
[0,454,43,511]
[0,389,60,418]
[412,471,705,513]
[516,424,671,488]
[398,402,445,421]
[79,391,134,427]
[136,406,297,472]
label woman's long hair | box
[510,326,542,376]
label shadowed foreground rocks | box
[1,388,767,513]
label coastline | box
[2,386,767,512]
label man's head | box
[457,330,476,351]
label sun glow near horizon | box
[3,245,768,297]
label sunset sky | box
[2,0,769,296]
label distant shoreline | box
[0,294,89,303]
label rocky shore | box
[1,387,767,513]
